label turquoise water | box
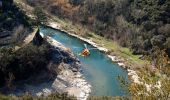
[40,27,128,96]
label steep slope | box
[24,0,170,58]
[0,0,33,46]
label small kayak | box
[79,48,90,57]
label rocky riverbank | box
[42,35,91,100]
[47,22,140,84]
[47,22,128,68]
[44,24,161,93]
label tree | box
[151,35,166,48]
[33,6,47,25]
[129,49,170,99]
[165,37,170,57]
[0,43,49,87]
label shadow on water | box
[40,26,129,96]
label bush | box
[0,93,76,100]
[33,6,47,25]
[151,35,166,48]
[0,43,50,87]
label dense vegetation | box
[24,0,170,99]
[0,93,75,100]
[0,0,47,88]
[0,43,50,87]
[0,0,169,99]
[128,49,170,99]
[26,0,170,58]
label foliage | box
[28,0,170,57]
[33,6,47,25]
[21,0,170,99]
[0,93,76,100]
[128,49,170,100]
[0,43,49,87]
[88,96,129,100]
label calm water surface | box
[40,27,128,96]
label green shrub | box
[0,43,49,87]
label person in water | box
[81,48,90,56]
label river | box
[40,26,128,96]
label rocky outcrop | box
[50,63,91,100]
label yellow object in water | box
[80,48,90,57]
